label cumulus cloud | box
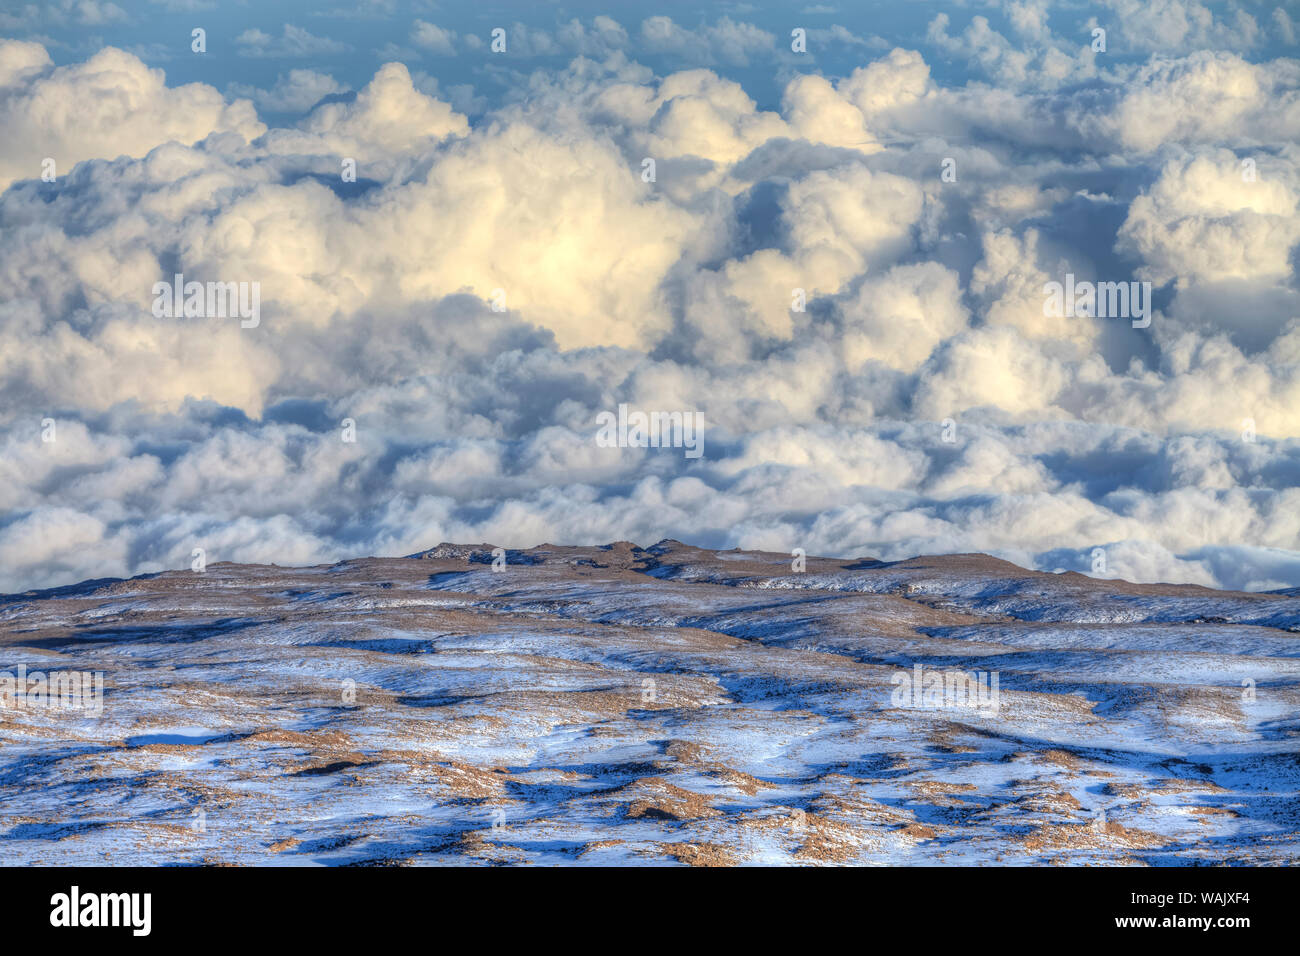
[2,25,1300,595]
[639,16,776,66]
[236,25,348,58]
[1098,0,1263,53]
[411,20,457,56]
[558,16,630,58]
[0,42,263,190]
[1072,52,1300,151]
[927,10,1098,88]
[1118,149,1300,285]
[293,61,467,155]
[228,70,348,113]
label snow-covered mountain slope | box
[1,541,1296,865]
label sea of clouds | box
[2,1,1299,593]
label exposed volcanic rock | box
[1,541,1297,865]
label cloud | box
[1118,148,1300,286]
[2,35,1300,596]
[1098,0,1262,53]
[926,11,1097,88]
[228,70,347,113]
[0,41,263,191]
[1079,52,1300,151]
[1,0,127,29]
[235,25,348,58]
[294,61,467,155]
[1275,8,1298,45]
[411,20,456,56]
[639,16,777,66]
[810,24,887,51]
[558,16,629,57]
[147,0,213,10]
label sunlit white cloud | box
[1,6,1299,594]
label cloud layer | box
[2,10,1300,594]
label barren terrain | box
[1,541,1296,865]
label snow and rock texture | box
[1,540,1297,866]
